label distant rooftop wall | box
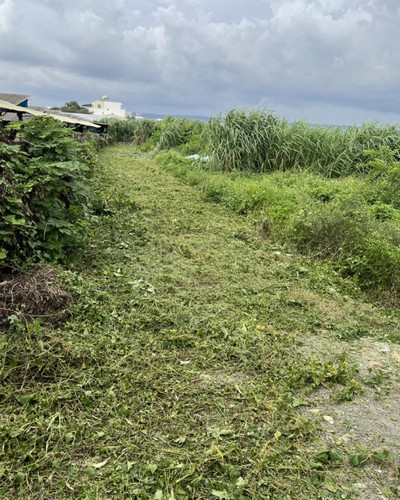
[86,97,130,118]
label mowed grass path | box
[2,146,399,498]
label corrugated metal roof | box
[29,106,101,128]
[0,93,29,105]
[1,112,19,122]
[0,100,44,116]
[0,100,100,129]
[58,112,108,123]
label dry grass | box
[0,267,71,325]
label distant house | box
[0,92,29,107]
[84,95,130,119]
[0,92,31,123]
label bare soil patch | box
[298,334,400,498]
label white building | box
[85,95,130,118]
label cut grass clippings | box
[0,146,399,498]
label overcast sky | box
[1,0,400,125]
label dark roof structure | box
[0,93,29,105]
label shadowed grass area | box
[0,146,399,498]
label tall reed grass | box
[204,110,400,177]
[104,118,161,145]
[158,118,206,153]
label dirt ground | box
[298,334,400,498]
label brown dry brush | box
[0,267,71,328]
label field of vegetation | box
[105,110,400,303]
[0,112,399,498]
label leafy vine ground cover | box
[0,146,399,498]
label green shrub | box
[290,198,372,258]
[0,117,92,265]
[290,197,400,293]
[351,234,400,293]
[358,147,400,207]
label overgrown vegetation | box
[104,118,162,148]
[157,149,400,301]
[1,110,399,497]
[103,116,206,154]
[0,117,94,267]
[0,147,398,498]
[204,109,400,177]
[101,110,400,299]
[158,117,206,154]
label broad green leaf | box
[17,393,37,405]
[349,452,368,466]
[211,491,230,499]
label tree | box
[52,101,90,114]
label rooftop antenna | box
[101,94,109,101]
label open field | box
[1,146,399,498]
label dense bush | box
[359,147,400,207]
[290,198,400,293]
[0,117,93,266]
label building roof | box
[29,106,101,128]
[0,100,43,116]
[0,100,100,129]
[0,93,29,105]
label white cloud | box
[0,0,15,33]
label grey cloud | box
[1,0,400,124]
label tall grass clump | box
[204,109,400,177]
[205,109,280,172]
[158,118,206,154]
[104,118,161,146]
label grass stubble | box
[0,146,399,498]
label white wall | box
[87,99,130,118]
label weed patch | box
[0,117,94,267]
